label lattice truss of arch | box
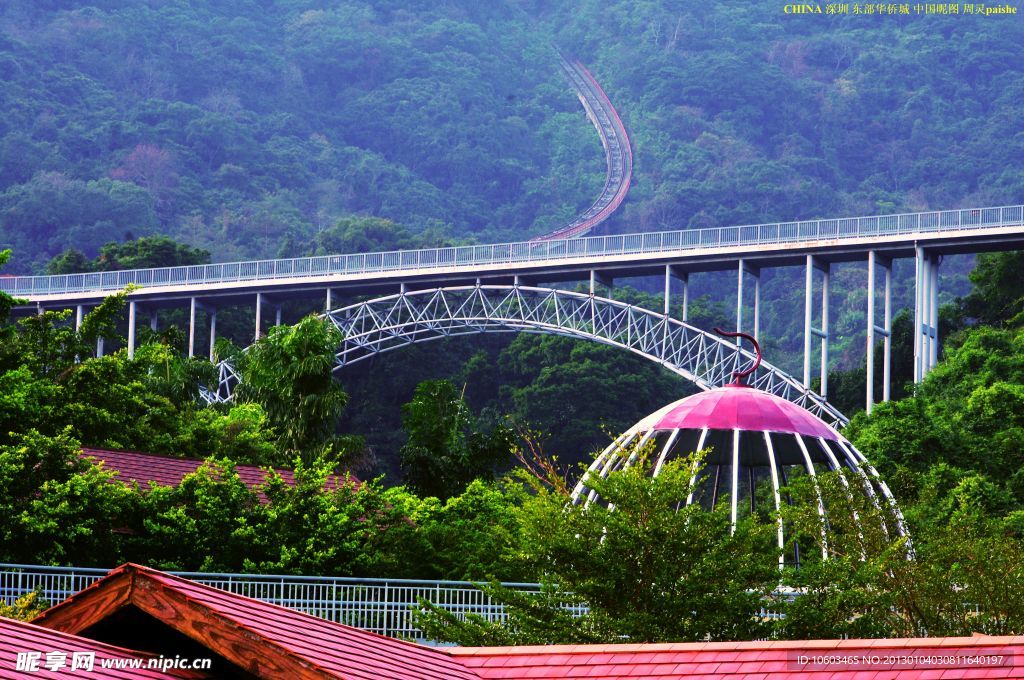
[202,286,847,427]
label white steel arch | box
[203,285,847,427]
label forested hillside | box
[2,1,1023,465]
[2,1,1022,268]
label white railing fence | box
[4,205,1022,297]
[0,563,542,643]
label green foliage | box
[492,330,690,467]
[0,429,139,566]
[400,379,514,500]
[1,1,1018,272]
[311,216,453,256]
[418,450,779,644]
[47,236,210,274]
[134,459,263,572]
[961,251,1024,327]
[0,591,47,622]
[0,249,24,324]
[235,314,349,465]
[417,479,529,581]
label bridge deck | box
[7,205,1024,307]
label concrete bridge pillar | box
[188,297,198,358]
[866,251,892,413]
[737,259,760,342]
[803,255,830,397]
[589,270,612,296]
[208,306,217,362]
[127,300,137,358]
[663,265,689,321]
[914,247,940,383]
[255,292,265,341]
[150,310,158,331]
[75,305,83,332]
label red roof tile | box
[80,447,354,500]
[0,615,205,679]
[447,636,1024,679]
[33,563,478,680]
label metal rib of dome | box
[570,385,909,568]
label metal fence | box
[0,563,542,643]
[4,205,1023,297]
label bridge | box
[7,204,1024,418]
[531,55,633,240]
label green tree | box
[961,251,1024,327]
[234,314,349,465]
[417,450,779,644]
[417,478,529,581]
[242,459,433,578]
[400,379,514,499]
[0,430,139,566]
[47,235,210,274]
[132,459,264,572]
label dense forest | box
[5,248,1024,641]
[3,1,1022,266]
[3,2,1022,451]
[2,1,1024,641]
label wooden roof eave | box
[33,564,343,680]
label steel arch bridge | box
[202,285,847,427]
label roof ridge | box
[128,565,478,676]
[446,633,1024,655]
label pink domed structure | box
[571,331,908,568]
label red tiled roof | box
[448,637,1024,679]
[0,615,205,679]
[80,448,354,499]
[33,563,479,680]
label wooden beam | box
[128,578,335,680]
[32,569,133,635]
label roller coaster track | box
[532,56,633,241]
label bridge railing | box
[0,563,546,642]
[5,205,1023,298]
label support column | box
[208,307,217,362]
[913,247,941,383]
[150,310,158,332]
[188,297,197,358]
[736,263,744,340]
[75,305,84,332]
[929,255,940,371]
[803,255,830,395]
[664,265,672,316]
[803,258,814,388]
[915,247,925,383]
[325,288,333,313]
[275,305,282,327]
[96,336,104,358]
[663,265,687,318]
[681,271,689,323]
[866,251,894,413]
[589,270,612,296]
[820,263,830,399]
[127,300,137,359]
[255,292,264,341]
[736,260,760,341]
[883,260,892,402]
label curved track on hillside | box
[532,56,633,241]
